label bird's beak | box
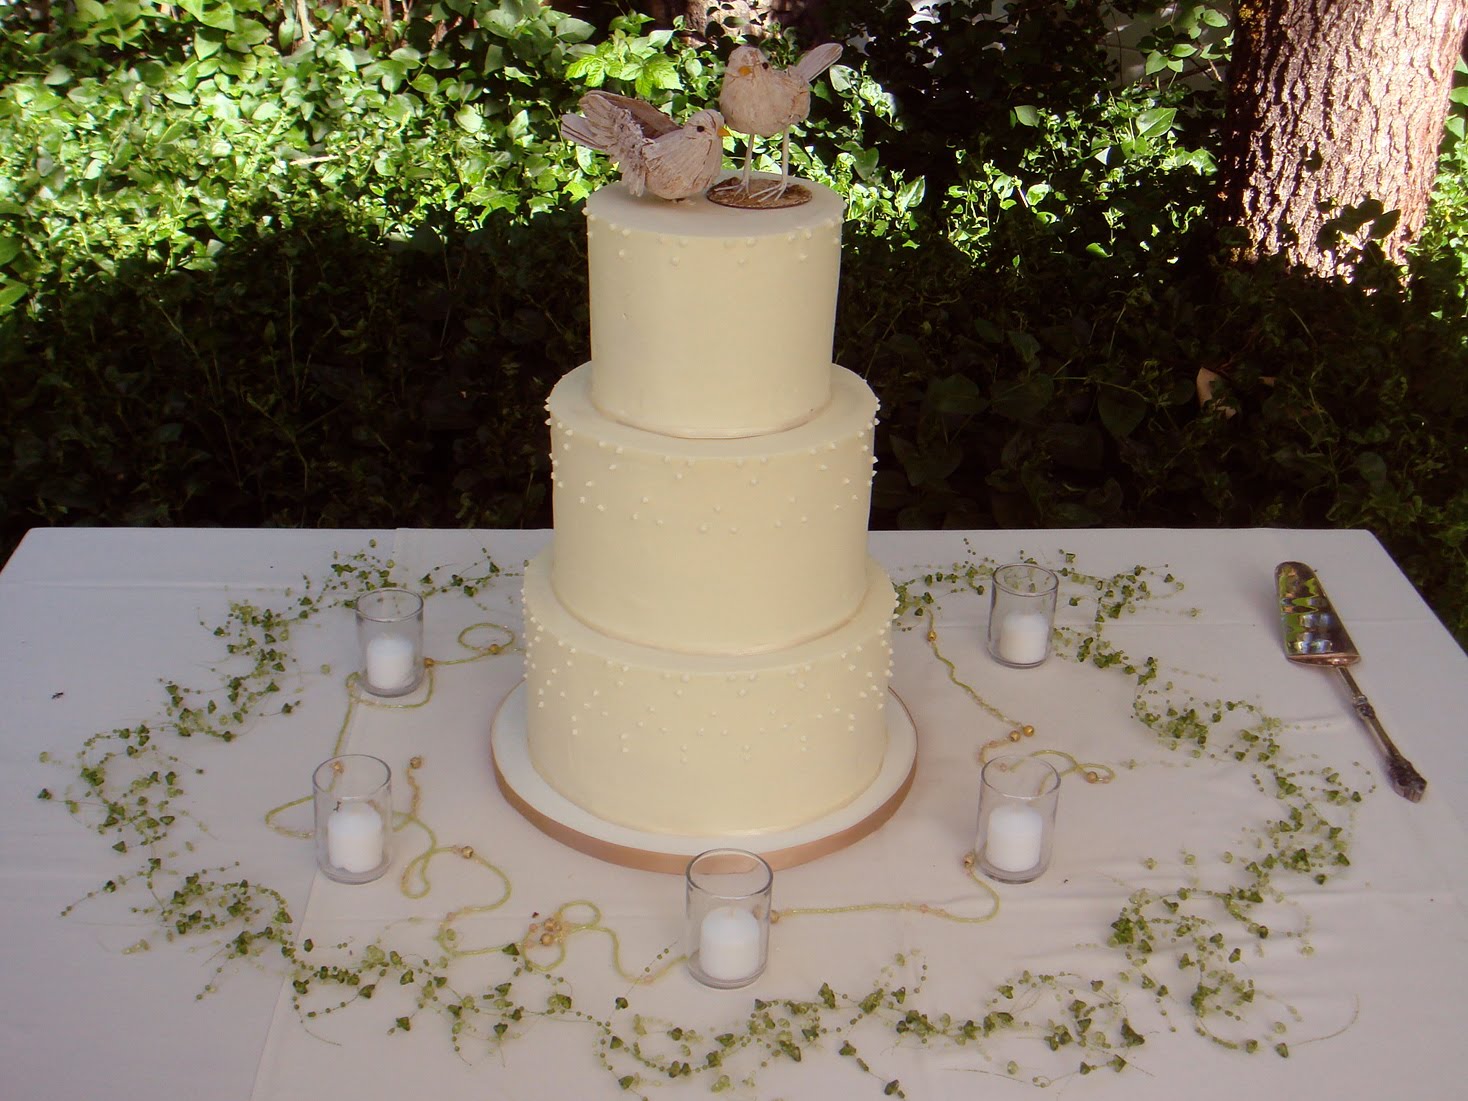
[718,126,730,138]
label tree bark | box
[644,0,826,42]
[1219,0,1468,276]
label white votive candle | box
[698,906,762,983]
[365,634,417,692]
[998,612,1050,665]
[984,803,1045,873]
[327,802,384,874]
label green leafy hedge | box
[2,0,1466,646]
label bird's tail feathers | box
[581,94,648,157]
[794,42,842,84]
[559,112,602,151]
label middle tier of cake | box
[548,362,880,655]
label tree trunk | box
[1218,0,1468,276]
[650,0,826,42]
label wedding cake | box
[521,175,896,837]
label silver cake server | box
[1275,561,1426,802]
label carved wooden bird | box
[560,91,725,201]
[719,42,842,198]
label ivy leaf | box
[226,20,270,52]
[566,53,607,86]
[1368,208,1401,239]
[992,374,1053,422]
[553,16,594,41]
[895,176,925,212]
[0,281,29,310]
[607,55,640,82]
[890,435,962,487]
[1137,107,1177,139]
[137,61,168,87]
[1043,423,1105,471]
[1006,329,1041,366]
[637,55,680,96]
[1356,451,1390,491]
[1099,393,1146,439]
[483,9,521,37]
[470,45,500,75]
[1013,104,1040,127]
[851,147,879,181]
[177,0,238,31]
[455,107,485,134]
[382,95,413,124]
[925,374,987,415]
[1051,501,1102,526]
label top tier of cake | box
[585,177,844,439]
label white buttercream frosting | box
[524,176,896,838]
[586,176,843,438]
[547,362,879,655]
[524,552,895,836]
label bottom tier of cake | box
[522,551,896,836]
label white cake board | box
[491,682,918,874]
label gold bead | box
[424,657,435,667]
[769,910,782,924]
[410,756,423,769]
[330,760,344,774]
[539,932,555,946]
[962,852,976,870]
[1022,725,1035,736]
[1008,730,1022,742]
[489,643,502,655]
[460,845,475,859]
[926,631,937,642]
[1085,770,1100,784]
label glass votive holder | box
[355,587,424,697]
[988,563,1058,668]
[685,848,773,989]
[975,754,1061,884]
[313,754,392,884]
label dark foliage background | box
[2,0,1466,644]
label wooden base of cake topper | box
[706,175,813,210]
[490,682,918,874]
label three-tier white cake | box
[521,176,897,837]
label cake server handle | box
[1334,665,1427,802]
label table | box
[3,527,1466,1100]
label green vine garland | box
[35,541,1367,1095]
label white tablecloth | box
[2,527,1465,1100]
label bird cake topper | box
[712,41,843,209]
[561,91,726,202]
